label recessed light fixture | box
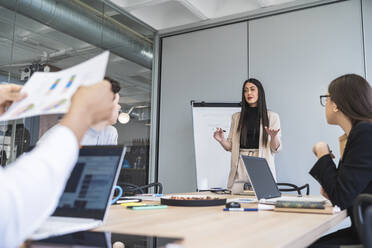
[118,106,135,124]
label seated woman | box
[309,74,372,247]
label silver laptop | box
[31,145,126,240]
[241,155,326,204]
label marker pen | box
[223,208,258,211]
[127,205,167,210]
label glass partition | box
[0,0,154,189]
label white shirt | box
[0,125,79,247]
[81,125,118,145]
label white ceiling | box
[111,0,297,30]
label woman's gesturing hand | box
[265,127,280,138]
[213,128,225,143]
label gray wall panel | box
[363,0,372,82]
[159,23,248,193]
[249,0,365,196]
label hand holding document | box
[0,51,110,121]
[0,84,27,114]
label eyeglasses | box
[319,95,330,107]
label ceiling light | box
[118,106,135,124]
[118,112,130,124]
[141,50,153,59]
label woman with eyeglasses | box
[213,78,282,194]
[309,74,372,247]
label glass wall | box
[0,0,154,190]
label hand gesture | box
[312,141,333,159]
[213,128,225,143]
[0,84,27,114]
[61,80,115,141]
[69,80,115,126]
[265,127,280,138]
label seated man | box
[81,77,121,145]
[0,81,115,247]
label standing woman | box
[310,74,372,247]
[213,78,282,193]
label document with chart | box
[0,51,109,121]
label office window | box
[0,0,154,187]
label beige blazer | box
[226,111,282,189]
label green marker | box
[127,205,167,210]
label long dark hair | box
[328,74,372,126]
[238,78,269,146]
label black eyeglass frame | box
[319,94,330,107]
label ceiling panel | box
[186,0,261,18]
[212,0,262,18]
[111,0,300,30]
[125,0,206,29]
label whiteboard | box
[191,102,241,190]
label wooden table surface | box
[95,193,347,248]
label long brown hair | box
[238,78,269,146]
[328,74,372,126]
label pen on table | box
[116,199,142,204]
[120,202,146,206]
[140,193,163,197]
[223,208,258,211]
[127,205,167,210]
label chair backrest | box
[119,182,163,196]
[364,206,372,248]
[277,183,310,196]
[353,194,372,247]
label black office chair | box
[277,183,310,196]
[353,194,372,248]
[119,182,163,196]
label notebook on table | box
[241,155,326,205]
[30,145,126,240]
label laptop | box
[30,145,126,240]
[241,155,326,204]
[29,231,183,248]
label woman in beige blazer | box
[213,78,282,193]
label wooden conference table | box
[95,192,347,248]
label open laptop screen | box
[241,155,281,200]
[52,145,125,219]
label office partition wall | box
[159,0,368,194]
[159,23,248,193]
[248,0,365,196]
